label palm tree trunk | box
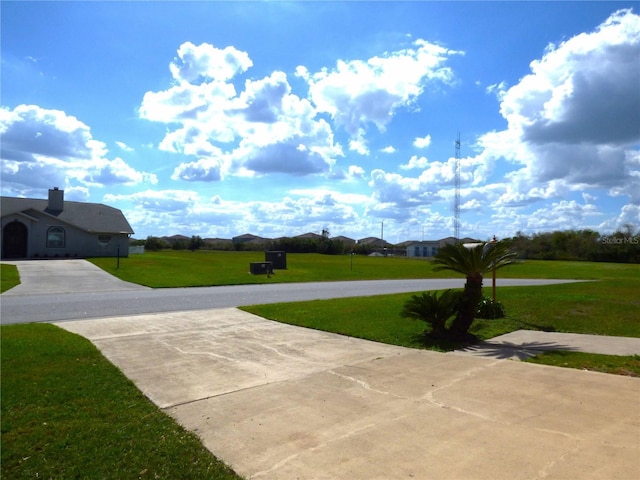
[449,273,483,340]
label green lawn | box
[89,250,455,287]
[525,352,640,377]
[88,250,623,288]
[243,261,640,374]
[242,281,639,347]
[244,261,639,339]
[1,323,243,480]
[1,263,20,293]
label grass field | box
[88,250,612,288]
[89,250,457,287]
[1,323,242,480]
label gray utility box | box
[250,261,273,275]
[265,251,287,269]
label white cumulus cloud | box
[475,8,640,213]
[140,43,340,180]
[413,134,432,149]
[305,39,462,137]
[0,104,157,197]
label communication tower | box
[454,132,461,241]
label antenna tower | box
[454,132,461,241]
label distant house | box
[1,187,134,259]
[331,235,356,246]
[161,234,190,246]
[405,237,477,258]
[357,237,394,249]
[405,240,441,258]
[232,233,270,245]
[294,232,324,240]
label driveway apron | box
[2,259,149,295]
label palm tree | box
[432,241,517,340]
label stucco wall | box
[1,213,130,258]
[406,242,440,258]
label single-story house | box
[331,235,356,246]
[232,233,270,245]
[1,187,134,259]
[406,240,441,258]
[405,237,478,258]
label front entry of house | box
[2,221,28,259]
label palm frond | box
[432,241,517,276]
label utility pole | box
[454,132,461,241]
[491,235,497,302]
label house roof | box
[404,240,441,247]
[331,235,356,244]
[403,237,481,248]
[232,233,270,243]
[294,232,324,240]
[357,237,393,247]
[1,197,134,234]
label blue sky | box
[2,1,639,243]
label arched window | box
[47,226,65,248]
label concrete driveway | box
[56,308,640,480]
[2,259,149,295]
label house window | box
[98,235,112,246]
[414,246,420,256]
[47,226,65,248]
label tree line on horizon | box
[138,234,377,255]
[136,226,639,263]
[505,227,639,263]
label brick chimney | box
[48,187,64,212]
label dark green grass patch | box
[1,323,242,480]
[244,294,435,349]
[1,263,20,293]
[242,290,547,351]
[525,352,640,377]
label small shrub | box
[476,297,506,319]
[401,289,462,338]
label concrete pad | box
[56,309,640,480]
[170,356,639,479]
[3,259,149,295]
[454,330,640,360]
[55,308,407,408]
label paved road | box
[1,276,582,325]
[0,259,585,325]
